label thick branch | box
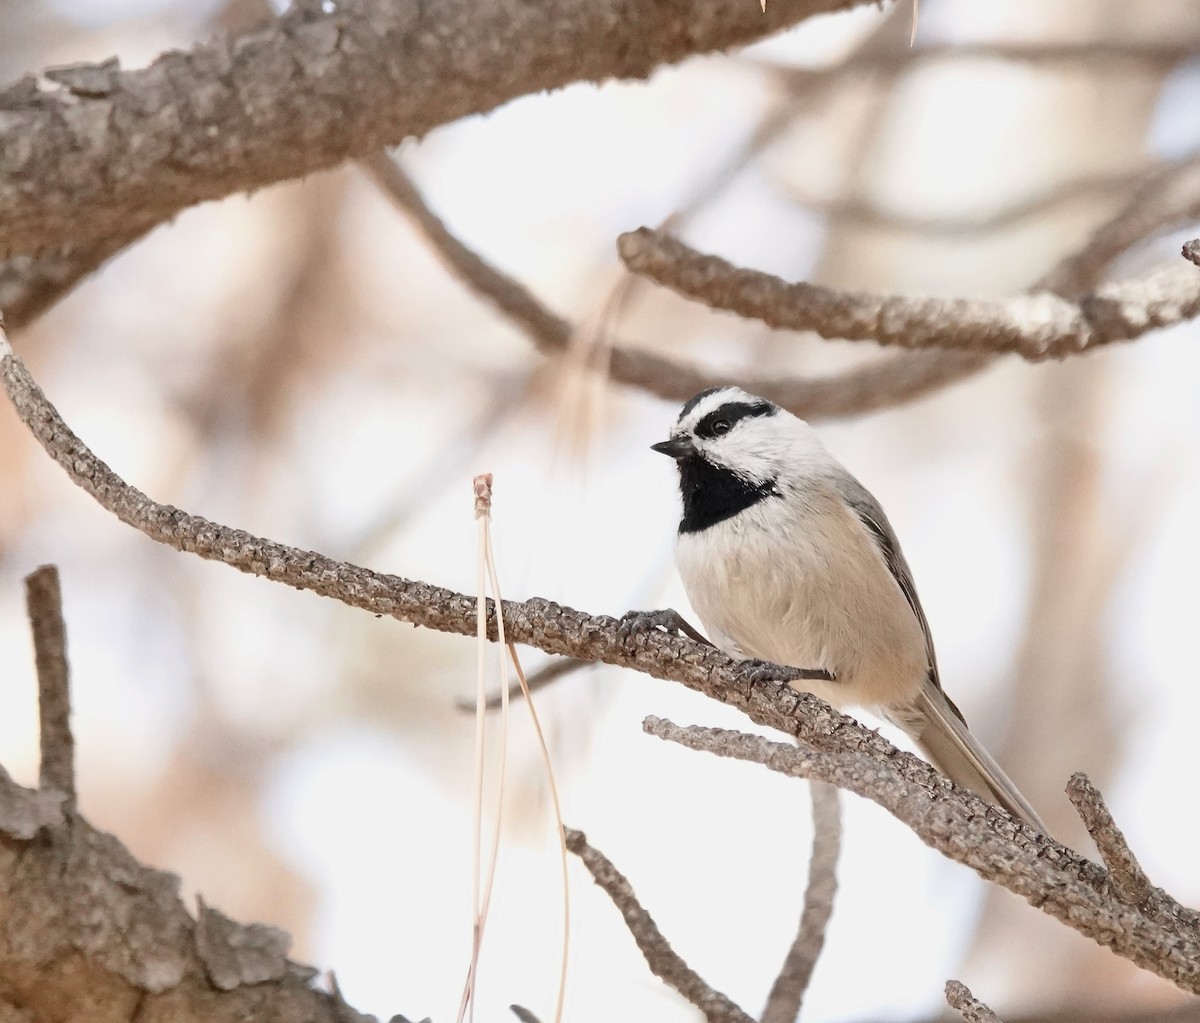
[0,0,872,260]
[1185,239,1200,268]
[761,781,841,1023]
[565,829,754,1023]
[1066,773,1155,907]
[4,327,1200,992]
[24,564,75,806]
[0,226,154,330]
[617,228,1200,360]
[0,765,374,1023]
[945,980,1004,1023]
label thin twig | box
[758,40,1200,89]
[1065,773,1154,907]
[361,151,984,419]
[564,828,755,1023]
[945,980,1004,1023]
[456,657,593,713]
[23,564,75,807]
[761,782,841,1023]
[618,228,1200,360]
[781,167,1149,239]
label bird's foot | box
[617,608,712,648]
[740,659,835,686]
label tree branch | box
[564,828,755,1023]
[0,787,371,1023]
[0,0,874,261]
[759,39,1200,86]
[640,717,1200,994]
[945,980,1004,1023]
[0,578,383,1023]
[1185,239,1200,268]
[4,323,1200,992]
[0,226,155,330]
[617,228,1200,360]
[24,564,76,807]
[364,151,988,418]
[1066,773,1155,908]
[760,781,841,1023]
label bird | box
[633,384,1046,832]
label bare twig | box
[945,980,1004,1023]
[5,328,1200,991]
[781,167,1149,239]
[455,656,593,713]
[1185,239,1200,268]
[1044,158,1200,294]
[617,228,1200,360]
[759,40,1200,88]
[564,828,755,1023]
[363,152,985,418]
[23,564,75,807]
[1066,773,1155,907]
[761,781,841,1023]
[639,717,1200,993]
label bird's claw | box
[740,659,800,685]
[740,659,835,686]
[617,608,711,648]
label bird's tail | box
[891,680,1047,834]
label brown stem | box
[23,564,75,807]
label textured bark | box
[0,0,868,260]
[617,228,1200,359]
[0,768,354,1023]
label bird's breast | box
[674,491,928,710]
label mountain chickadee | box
[635,385,1046,832]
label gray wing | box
[832,474,962,719]
[831,474,1046,829]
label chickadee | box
[641,385,1045,832]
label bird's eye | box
[711,419,731,435]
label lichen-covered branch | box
[617,228,1200,360]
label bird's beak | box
[651,436,696,459]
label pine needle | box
[458,473,570,1023]
[457,473,511,1023]
[505,641,571,1023]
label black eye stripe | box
[694,401,776,439]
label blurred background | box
[2,0,1199,1020]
